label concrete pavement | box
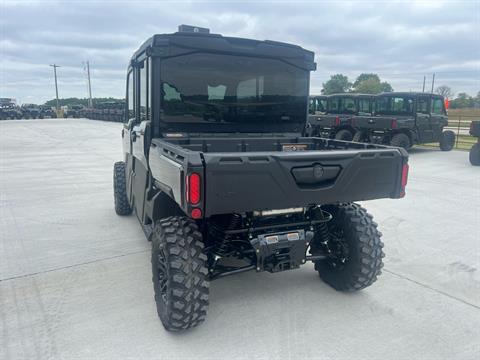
[1,119,479,359]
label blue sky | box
[1,0,479,104]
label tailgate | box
[202,147,407,216]
[310,114,350,127]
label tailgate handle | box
[291,164,341,187]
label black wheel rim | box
[326,226,349,270]
[156,248,168,303]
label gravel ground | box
[1,118,479,360]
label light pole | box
[86,61,93,108]
[49,64,61,113]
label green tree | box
[353,73,380,88]
[44,97,124,107]
[352,73,393,94]
[321,74,351,95]
[449,93,474,109]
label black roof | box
[327,93,375,98]
[131,30,316,71]
[378,91,443,98]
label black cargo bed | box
[152,136,408,216]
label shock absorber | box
[227,213,242,230]
[309,207,332,255]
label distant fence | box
[420,115,478,150]
[442,115,479,150]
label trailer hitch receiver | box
[250,230,313,272]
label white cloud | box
[1,0,478,103]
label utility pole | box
[422,76,426,92]
[49,64,60,111]
[86,61,93,108]
[431,73,435,94]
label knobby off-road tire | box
[469,143,480,166]
[440,130,456,151]
[151,216,210,331]
[315,203,384,291]
[390,133,411,150]
[113,161,132,215]
[352,130,370,143]
[335,129,354,141]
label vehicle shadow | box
[408,146,440,155]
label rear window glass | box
[417,97,429,114]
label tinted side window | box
[139,61,147,122]
[375,96,413,115]
[417,97,429,114]
[358,99,371,114]
[127,70,134,121]
[431,98,445,115]
[392,97,413,113]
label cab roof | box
[378,91,443,98]
[131,28,316,71]
[328,93,375,98]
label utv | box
[308,94,374,141]
[65,104,85,118]
[0,98,22,120]
[21,104,43,119]
[469,120,480,166]
[352,92,455,150]
[113,25,409,331]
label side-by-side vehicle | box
[353,92,455,150]
[113,25,409,331]
[308,94,374,141]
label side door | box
[415,95,433,143]
[430,96,448,141]
[123,69,135,204]
[131,57,151,223]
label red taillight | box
[191,208,202,219]
[391,118,398,129]
[401,163,409,187]
[400,163,409,197]
[335,116,340,126]
[187,173,201,205]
